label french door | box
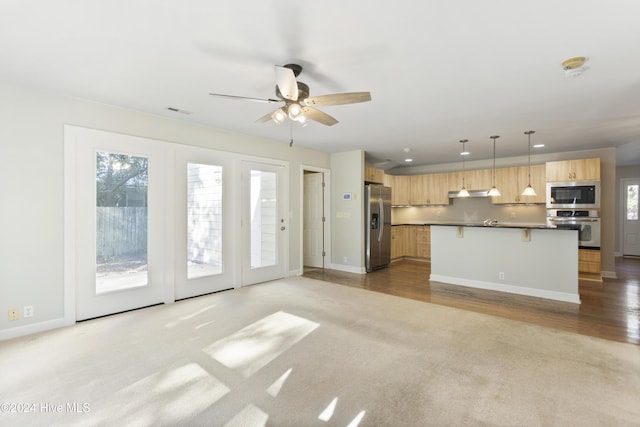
[67,127,290,320]
[70,127,168,320]
[241,161,288,285]
[173,149,235,299]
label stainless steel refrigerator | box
[365,184,392,272]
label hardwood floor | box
[303,257,640,345]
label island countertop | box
[392,221,554,229]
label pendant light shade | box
[522,130,536,196]
[488,135,501,197]
[457,139,470,197]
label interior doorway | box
[302,166,331,270]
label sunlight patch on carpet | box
[203,311,319,377]
[318,397,338,421]
[222,404,268,427]
[266,368,292,397]
[94,360,229,425]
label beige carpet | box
[1,276,639,426]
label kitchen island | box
[429,225,580,304]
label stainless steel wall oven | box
[546,209,600,249]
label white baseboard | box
[288,269,303,277]
[329,264,366,274]
[601,270,617,279]
[0,317,74,341]
[429,274,581,304]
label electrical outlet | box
[8,309,19,321]
[499,272,505,280]
[24,305,34,318]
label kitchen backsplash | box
[392,197,547,224]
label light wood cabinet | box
[416,225,431,259]
[424,173,450,205]
[391,225,430,260]
[391,226,406,259]
[450,169,492,191]
[546,158,600,181]
[579,249,601,274]
[491,164,546,204]
[409,175,428,205]
[393,175,411,205]
[365,165,384,183]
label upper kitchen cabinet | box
[391,175,411,205]
[365,165,384,183]
[545,158,600,182]
[491,164,545,204]
[409,175,427,205]
[448,169,491,192]
[424,173,450,205]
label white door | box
[173,149,235,299]
[623,178,640,256]
[70,127,168,320]
[242,161,288,285]
[303,172,325,268]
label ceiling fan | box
[210,64,371,126]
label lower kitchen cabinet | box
[578,249,601,274]
[391,225,430,260]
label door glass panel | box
[627,184,638,220]
[95,151,148,294]
[187,163,223,279]
[250,169,277,268]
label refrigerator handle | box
[378,198,384,242]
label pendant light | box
[521,130,537,196]
[457,139,470,197]
[487,135,501,197]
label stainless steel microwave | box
[546,181,600,209]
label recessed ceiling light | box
[533,144,545,148]
[561,56,587,78]
[460,151,470,156]
[405,158,413,162]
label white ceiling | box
[2,0,640,168]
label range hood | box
[447,189,491,198]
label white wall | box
[0,80,330,338]
[330,150,365,273]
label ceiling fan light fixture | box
[287,103,303,121]
[271,108,286,124]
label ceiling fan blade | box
[275,65,299,101]
[256,110,277,123]
[302,107,339,126]
[302,92,371,107]
[209,93,281,103]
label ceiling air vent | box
[166,107,192,114]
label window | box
[187,163,223,278]
[95,151,148,293]
[628,184,639,220]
